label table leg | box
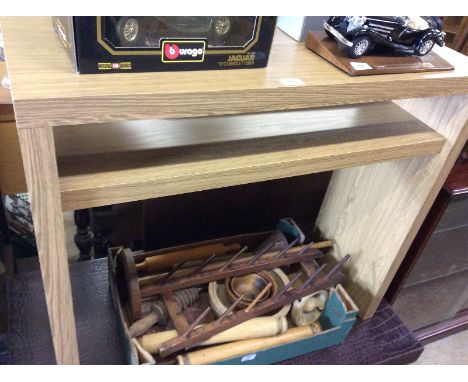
[17,126,79,364]
[317,94,468,319]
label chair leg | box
[74,209,93,261]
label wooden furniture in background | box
[142,172,331,251]
[1,17,467,364]
[0,62,26,195]
[441,17,468,55]
[386,144,468,343]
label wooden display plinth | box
[306,31,454,76]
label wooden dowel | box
[177,324,320,365]
[325,254,350,279]
[313,240,333,249]
[181,307,211,338]
[248,241,275,265]
[216,293,246,323]
[301,263,327,289]
[276,272,302,298]
[273,237,299,259]
[158,261,186,284]
[244,283,272,313]
[219,246,248,271]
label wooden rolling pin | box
[140,316,287,355]
[177,324,320,365]
[135,243,242,273]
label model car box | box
[108,226,358,365]
[53,16,277,74]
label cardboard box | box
[277,16,322,41]
[53,16,277,74]
[108,223,358,365]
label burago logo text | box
[162,40,206,63]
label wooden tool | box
[137,240,333,288]
[139,243,324,296]
[135,243,242,273]
[118,240,333,322]
[177,324,321,365]
[128,287,201,338]
[140,316,288,354]
[158,255,349,358]
[291,290,328,326]
[225,272,276,308]
[116,248,142,322]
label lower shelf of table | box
[56,101,445,211]
[5,258,423,364]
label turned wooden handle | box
[177,325,318,365]
[135,243,242,273]
[128,310,160,338]
[140,316,288,355]
[313,240,332,249]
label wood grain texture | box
[17,127,79,364]
[54,102,422,156]
[0,104,14,122]
[2,16,466,363]
[56,103,446,211]
[0,121,26,194]
[1,17,467,128]
[316,94,468,319]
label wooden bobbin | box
[116,248,143,322]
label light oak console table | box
[0,17,467,364]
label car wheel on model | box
[325,29,334,39]
[210,16,232,45]
[349,36,372,58]
[414,36,435,56]
[117,17,140,46]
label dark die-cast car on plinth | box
[324,16,445,58]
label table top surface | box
[1,17,467,128]
[1,17,467,101]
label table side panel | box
[317,94,468,319]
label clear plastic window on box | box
[103,16,259,49]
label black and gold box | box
[53,16,277,74]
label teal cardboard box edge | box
[108,244,359,365]
[214,285,358,365]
